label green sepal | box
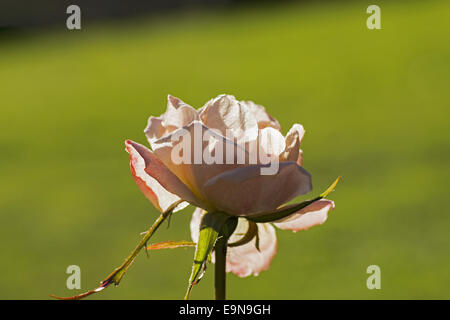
[228,221,258,248]
[184,211,237,300]
[247,176,340,224]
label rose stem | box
[50,209,173,300]
[214,234,227,300]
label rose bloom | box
[125,94,335,277]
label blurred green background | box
[0,0,449,299]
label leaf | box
[184,212,237,300]
[146,240,196,251]
[247,176,341,223]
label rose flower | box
[125,94,335,278]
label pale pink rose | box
[125,94,335,276]
[125,94,311,215]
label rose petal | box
[145,95,198,149]
[152,121,250,206]
[190,207,204,243]
[164,95,199,128]
[226,219,277,277]
[189,209,277,277]
[274,199,335,232]
[125,140,205,211]
[203,162,312,216]
[199,94,259,144]
[297,149,303,166]
[258,127,286,158]
[241,100,281,130]
[144,116,168,150]
[280,124,305,164]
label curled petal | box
[199,94,259,144]
[258,127,286,158]
[125,140,205,212]
[241,100,281,130]
[144,116,168,150]
[280,124,305,164]
[203,162,312,216]
[164,95,199,128]
[274,199,335,232]
[145,95,198,149]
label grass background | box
[0,0,449,299]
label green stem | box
[214,234,227,300]
[50,209,172,300]
[110,210,169,284]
